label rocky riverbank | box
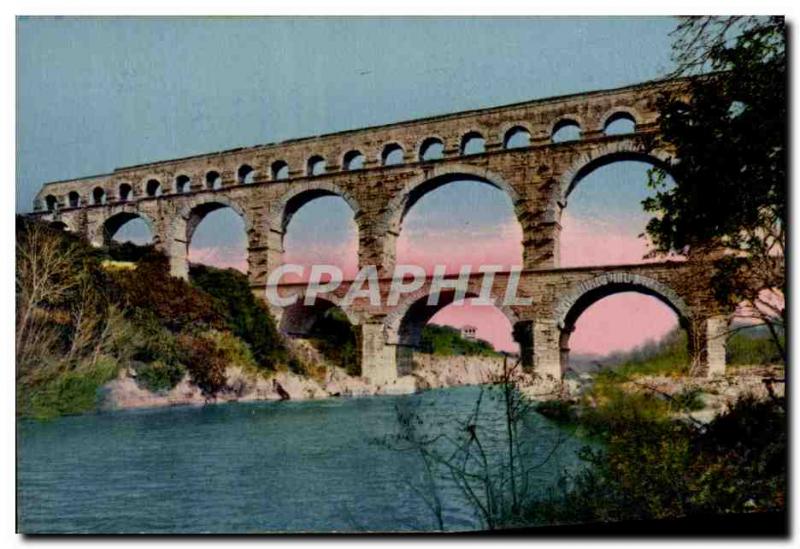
[100,351,783,419]
[101,354,554,411]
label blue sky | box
[17,16,678,213]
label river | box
[17,386,587,533]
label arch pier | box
[30,76,742,384]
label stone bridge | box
[29,75,734,385]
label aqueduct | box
[30,76,734,386]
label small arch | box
[93,187,107,205]
[146,179,162,197]
[49,221,68,232]
[118,183,133,202]
[67,191,80,208]
[603,111,637,136]
[503,126,531,149]
[419,137,445,161]
[381,143,405,166]
[175,174,191,193]
[343,150,365,171]
[271,160,289,180]
[552,118,582,143]
[206,171,222,190]
[307,155,326,176]
[45,195,59,211]
[238,164,256,184]
[460,131,485,155]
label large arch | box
[270,182,361,236]
[553,272,693,375]
[558,140,673,204]
[92,209,157,247]
[167,195,250,279]
[278,294,360,336]
[384,287,521,376]
[380,163,525,275]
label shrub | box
[21,357,120,419]
[110,251,225,333]
[133,360,185,393]
[176,333,228,398]
[189,264,290,370]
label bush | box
[133,360,186,393]
[176,333,228,398]
[110,251,225,333]
[189,264,290,370]
[20,357,120,419]
[308,307,359,376]
[419,324,499,357]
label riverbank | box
[101,354,559,411]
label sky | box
[17,16,684,355]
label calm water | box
[18,386,586,533]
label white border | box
[4,4,798,548]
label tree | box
[644,17,786,361]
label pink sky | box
[189,210,681,356]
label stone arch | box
[205,169,223,190]
[553,272,694,376]
[93,208,157,247]
[67,191,80,208]
[459,130,486,155]
[417,135,446,162]
[380,142,405,166]
[145,178,162,197]
[549,114,585,141]
[118,183,134,202]
[501,123,532,149]
[166,195,251,279]
[384,287,520,376]
[558,140,673,204]
[277,293,361,336]
[598,106,642,133]
[342,149,365,171]
[271,160,289,180]
[177,194,251,244]
[554,272,693,331]
[384,286,519,346]
[382,162,524,238]
[237,164,256,184]
[269,181,361,236]
[175,174,191,193]
[307,155,326,176]
[92,187,107,205]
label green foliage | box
[308,307,359,376]
[110,251,225,333]
[189,264,290,371]
[645,16,785,254]
[133,360,186,394]
[102,241,156,263]
[529,394,786,525]
[20,357,120,419]
[419,324,499,357]
[727,327,784,365]
[644,16,786,363]
[604,329,690,378]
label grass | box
[21,357,120,419]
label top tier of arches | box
[36,76,682,212]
